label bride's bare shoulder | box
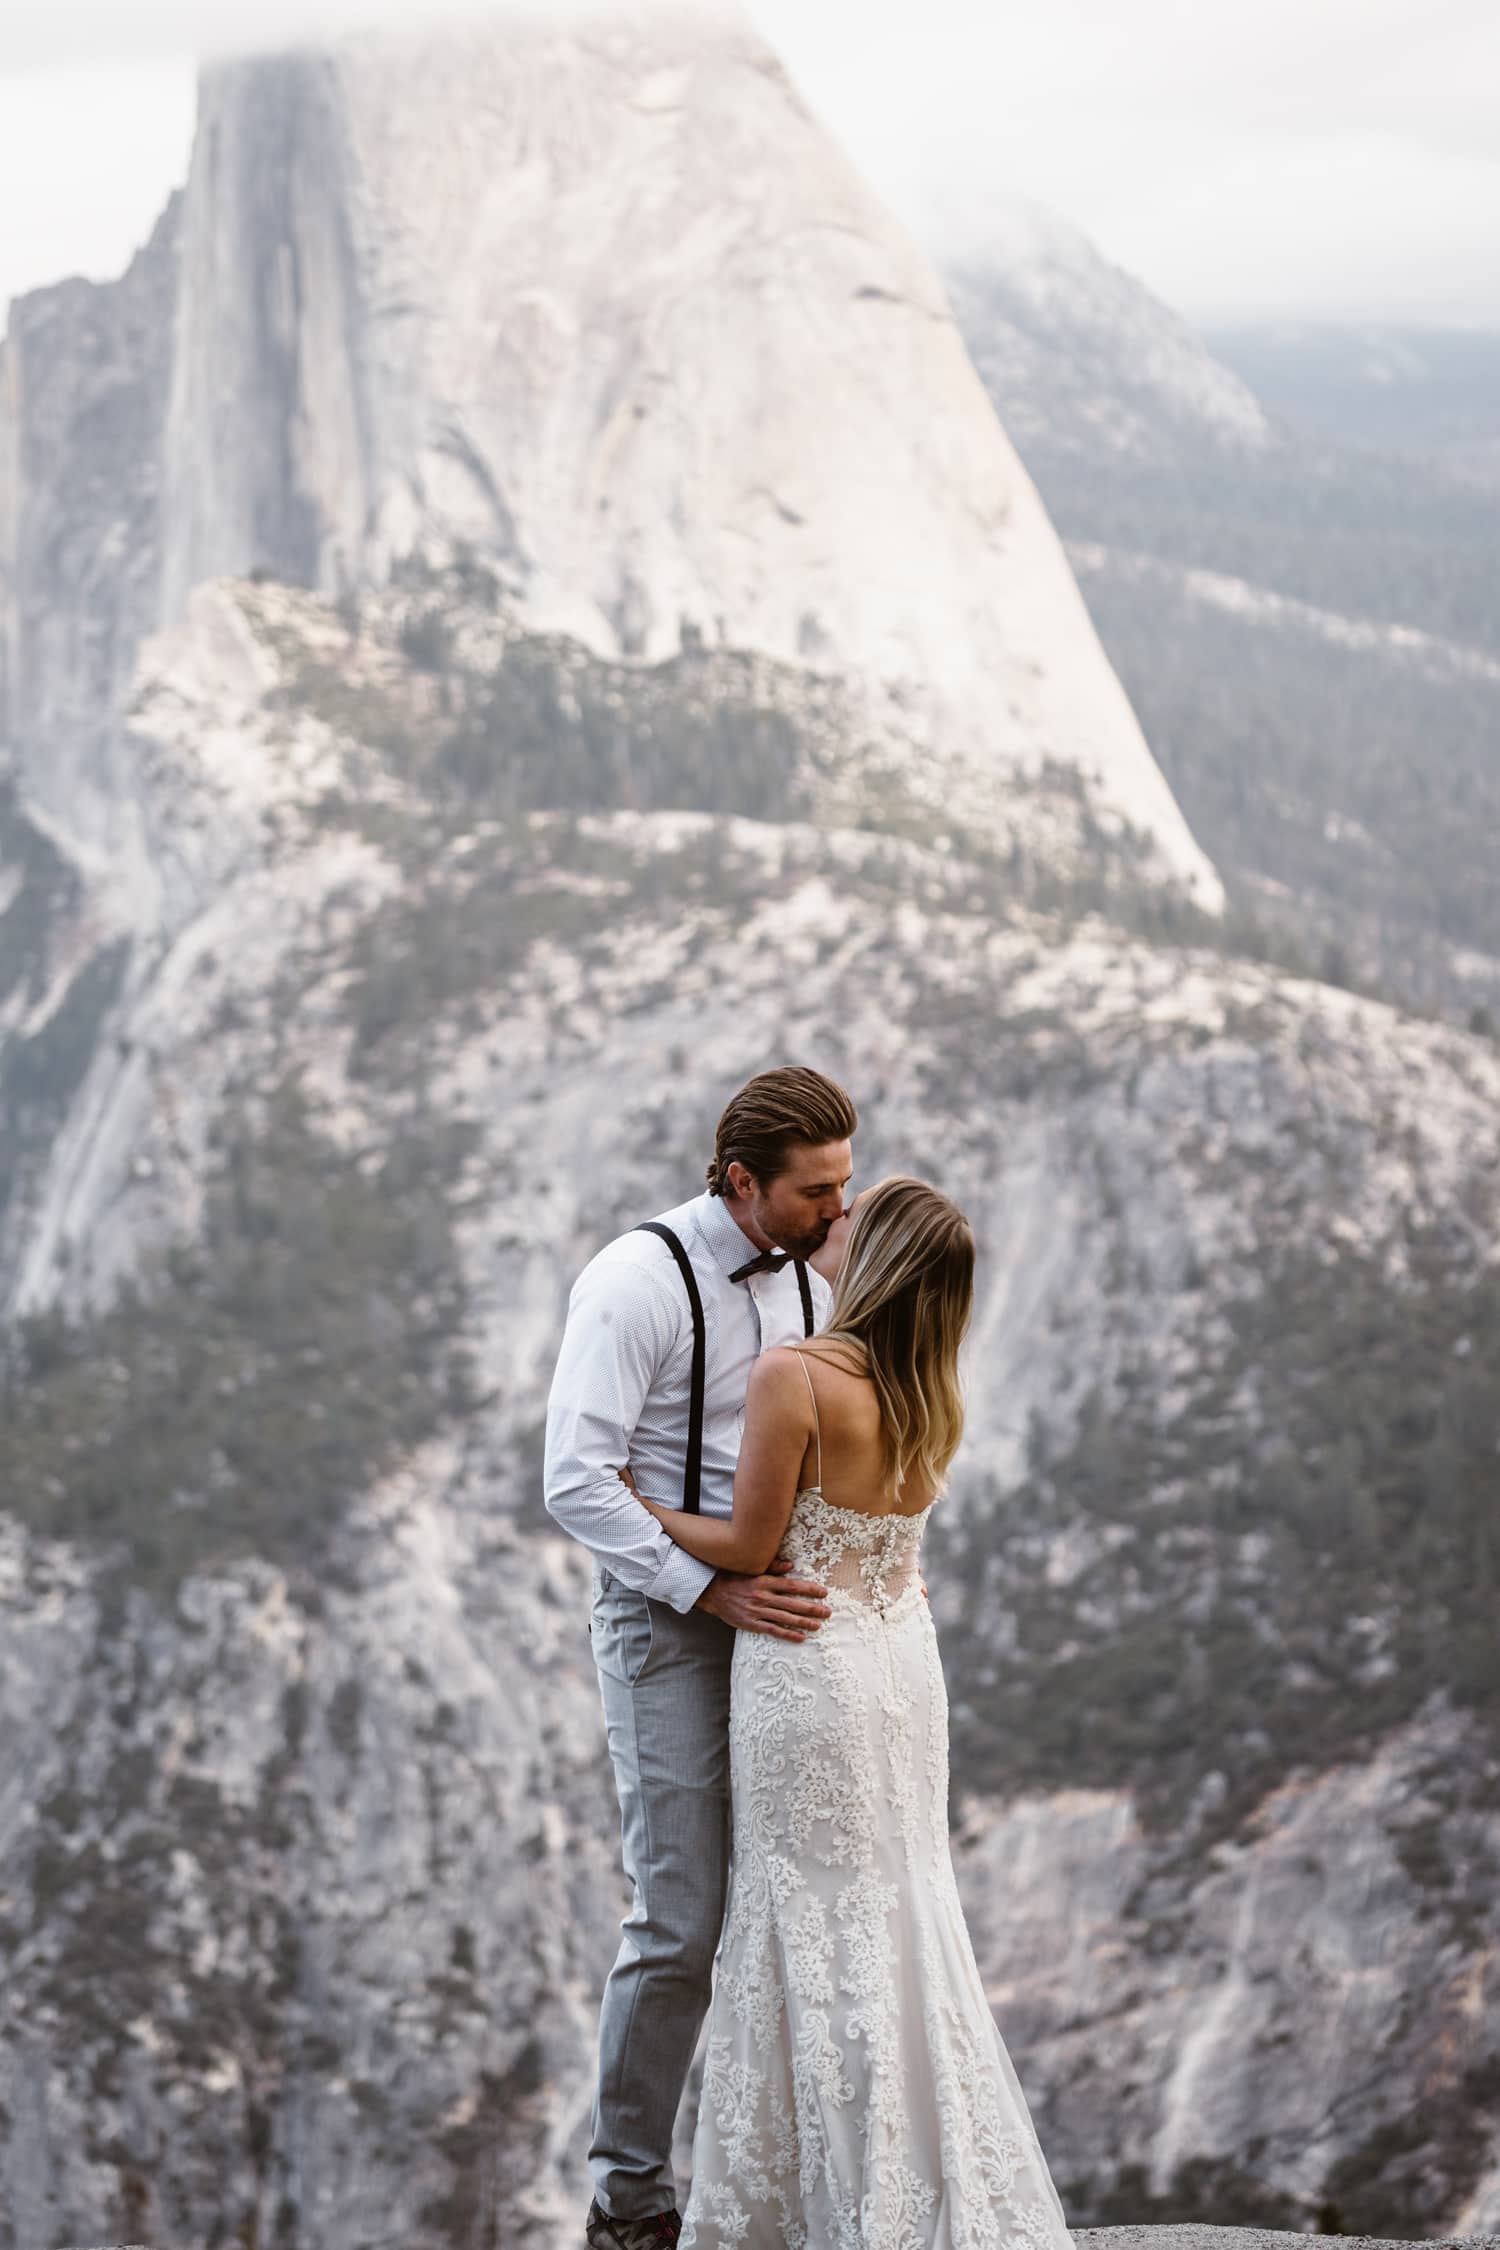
[796,1339,869,1383]
[748,1345,816,1395]
[744,1351,819,1446]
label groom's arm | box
[543,1255,716,1615]
[640,1351,805,1576]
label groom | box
[544,1064,858,2248]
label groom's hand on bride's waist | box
[695,1559,832,1639]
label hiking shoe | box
[585,2202,683,2247]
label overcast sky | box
[2,0,1498,332]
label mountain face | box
[2,11,1499,2249]
[4,8,1221,911]
[0,197,180,868]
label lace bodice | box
[770,1351,933,1616]
[777,1485,931,1616]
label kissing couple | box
[545,1066,1074,2249]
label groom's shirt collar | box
[696,1187,769,1280]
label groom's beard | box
[768,1216,833,1262]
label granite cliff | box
[4,6,1219,911]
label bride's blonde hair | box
[817,1176,975,1500]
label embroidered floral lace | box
[678,1485,1076,2249]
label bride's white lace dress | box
[679,1456,1075,2249]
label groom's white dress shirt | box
[544,1189,833,1614]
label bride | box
[627,1175,1075,2249]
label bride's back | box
[787,1345,938,1519]
[786,1173,973,1527]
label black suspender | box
[635,1223,707,1514]
[633,1224,815,1517]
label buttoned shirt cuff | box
[646,1541,717,1615]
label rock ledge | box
[1076,2229,1500,2250]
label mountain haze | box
[930,195,1500,1019]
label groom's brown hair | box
[707,1066,858,1196]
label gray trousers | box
[588,1559,735,2221]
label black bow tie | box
[729,1248,792,1283]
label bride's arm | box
[631,1349,811,1574]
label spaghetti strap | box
[793,1349,823,1491]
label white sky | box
[2,0,1498,331]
